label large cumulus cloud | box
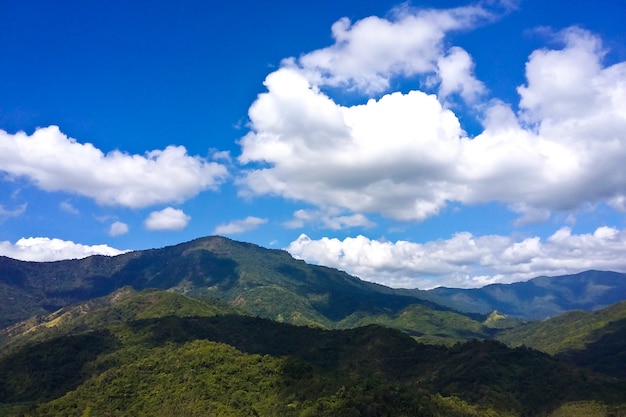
[0,126,229,208]
[237,9,626,225]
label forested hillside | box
[497,300,626,378]
[1,289,625,416]
[0,236,499,344]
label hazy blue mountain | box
[418,270,626,319]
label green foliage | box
[482,310,526,330]
[548,401,626,417]
[0,287,235,352]
[2,241,626,416]
[338,303,489,343]
[497,301,626,378]
[1,292,624,417]
[33,340,288,416]
[498,301,626,353]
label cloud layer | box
[0,126,228,208]
[0,237,127,262]
[288,226,626,289]
[238,10,626,225]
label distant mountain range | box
[2,236,626,334]
[419,270,626,320]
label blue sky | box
[1,0,625,289]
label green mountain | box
[2,235,626,345]
[496,300,626,379]
[0,287,238,352]
[419,270,626,320]
[1,289,624,417]
[0,236,496,343]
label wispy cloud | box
[59,200,79,214]
[0,203,26,223]
[293,3,493,94]
[284,208,375,230]
[214,216,267,235]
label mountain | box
[3,236,626,341]
[419,270,626,320]
[0,287,238,352]
[0,236,495,344]
[1,288,624,417]
[496,300,626,379]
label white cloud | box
[214,216,268,235]
[295,4,492,94]
[287,226,626,289]
[239,24,626,224]
[239,73,464,221]
[284,208,375,230]
[437,46,486,102]
[211,150,232,162]
[109,221,129,236]
[510,203,551,227]
[0,203,27,223]
[0,237,127,262]
[144,207,190,231]
[0,126,229,208]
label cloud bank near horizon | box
[0,237,128,262]
[287,226,626,289]
[2,226,625,289]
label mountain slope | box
[0,236,492,342]
[0,287,237,352]
[420,270,626,319]
[1,289,624,417]
[3,236,626,339]
[496,300,626,378]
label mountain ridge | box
[2,235,626,332]
[2,236,476,341]
[415,270,626,320]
